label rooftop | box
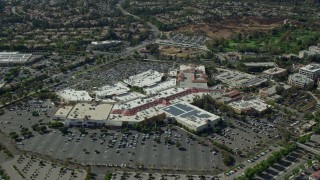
[95,82,130,98]
[300,63,320,73]
[153,87,188,99]
[67,103,113,121]
[162,101,220,128]
[58,89,93,102]
[114,92,146,102]
[91,40,121,45]
[0,52,32,63]
[263,67,287,75]
[229,98,269,112]
[54,106,74,118]
[178,64,208,88]
[243,62,277,67]
[180,64,205,72]
[289,73,314,83]
[144,79,177,95]
[123,69,163,87]
[112,97,155,110]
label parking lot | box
[68,61,172,91]
[169,33,209,46]
[208,116,280,155]
[1,155,86,180]
[0,99,58,134]
[19,127,224,172]
[105,171,219,180]
[254,148,307,180]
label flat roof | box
[0,52,32,63]
[263,67,287,75]
[95,82,130,97]
[108,105,164,123]
[91,40,121,45]
[152,87,187,99]
[300,63,320,73]
[112,97,155,110]
[67,103,113,120]
[123,69,163,87]
[58,89,93,102]
[243,62,277,67]
[289,73,314,83]
[240,78,267,87]
[54,106,74,118]
[144,79,177,95]
[162,101,220,128]
[229,98,269,112]
[216,69,258,87]
[180,64,205,72]
[114,92,146,102]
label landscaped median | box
[236,143,298,180]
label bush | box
[241,144,297,179]
[297,134,311,144]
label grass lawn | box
[223,28,319,53]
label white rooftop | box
[0,52,32,63]
[229,98,269,112]
[58,89,93,102]
[67,103,113,121]
[153,87,188,99]
[112,97,155,110]
[244,62,277,67]
[123,70,163,87]
[95,82,130,98]
[91,40,121,45]
[180,64,205,72]
[54,106,74,118]
[114,92,146,102]
[289,73,314,83]
[263,67,287,75]
[300,63,320,73]
[108,105,164,123]
[162,101,220,128]
[216,69,256,87]
[144,79,177,95]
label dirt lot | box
[175,17,284,39]
[159,45,203,58]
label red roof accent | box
[311,170,320,179]
[226,90,240,98]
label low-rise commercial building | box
[123,70,163,88]
[299,45,320,59]
[57,89,93,103]
[95,82,130,99]
[162,101,221,132]
[299,63,320,80]
[177,64,208,89]
[288,73,314,89]
[0,52,42,66]
[262,67,287,79]
[228,98,270,115]
[91,40,122,50]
